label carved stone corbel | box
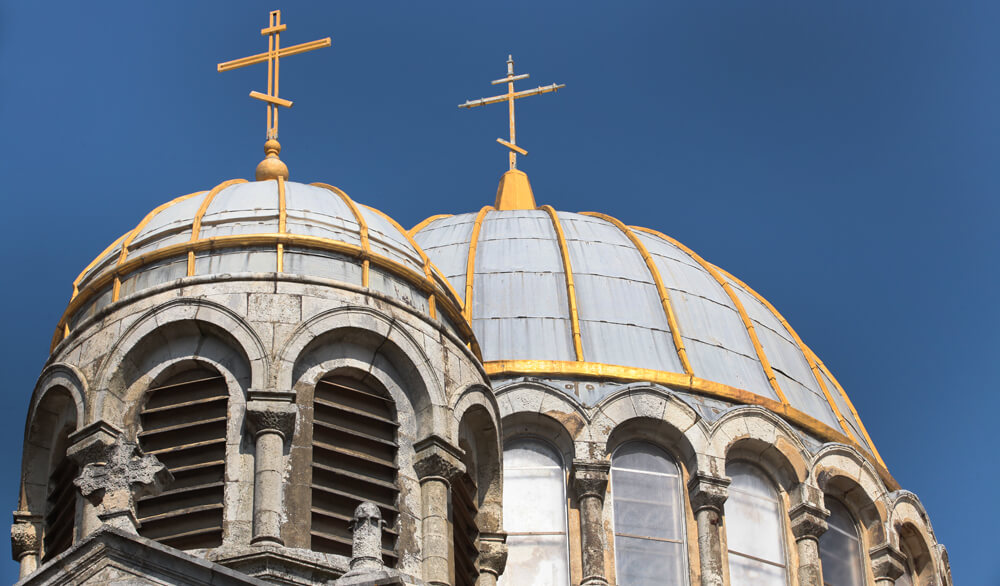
[870,542,907,585]
[478,533,509,586]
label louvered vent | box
[310,376,399,564]
[137,368,228,549]
[42,452,77,561]
[453,472,480,586]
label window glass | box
[499,438,569,585]
[726,462,788,586]
[612,442,688,585]
[818,498,865,586]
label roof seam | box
[630,225,789,406]
[580,212,692,376]
[539,206,584,362]
[187,179,249,277]
[311,183,371,287]
[462,206,494,321]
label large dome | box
[412,203,883,464]
[54,178,472,351]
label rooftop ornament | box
[217,9,331,181]
[459,55,565,210]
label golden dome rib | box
[361,203,439,320]
[712,264,858,444]
[277,176,287,272]
[630,226,789,406]
[187,179,250,276]
[311,183,371,287]
[463,206,494,321]
[810,352,887,469]
[581,212,693,377]
[539,205,584,362]
[72,231,130,299]
[408,214,453,237]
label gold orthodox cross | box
[217,10,331,141]
[459,55,565,170]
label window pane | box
[726,462,787,586]
[499,439,568,586]
[612,442,688,585]
[818,498,865,586]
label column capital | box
[478,532,509,578]
[789,484,829,541]
[245,400,297,439]
[10,518,39,561]
[571,460,610,501]
[688,472,730,514]
[72,434,172,534]
[869,543,906,581]
[66,420,124,468]
[413,435,466,484]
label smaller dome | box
[56,179,469,349]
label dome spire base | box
[256,139,289,181]
[494,169,536,210]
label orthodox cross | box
[459,55,565,171]
[217,10,331,141]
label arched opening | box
[42,424,77,561]
[498,437,569,586]
[309,372,399,564]
[610,441,689,585]
[896,523,935,586]
[725,461,789,586]
[136,365,229,549]
[819,497,866,586]
[454,436,480,586]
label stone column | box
[10,513,41,579]
[66,421,124,537]
[72,434,172,534]
[688,473,731,586]
[414,435,466,586]
[870,543,906,586]
[788,485,829,586]
[477,532,508,586]
[245,394,297,546]
[572,460,611,586]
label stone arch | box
[711,406,809,491]
[889,492,940,585]
[95,299,266,426]
[19,377,82,517]
[452,384,503,532]
[278,306,445,436]
[590,385,703,474]
[494,379,588,457]
[811,443,889,546]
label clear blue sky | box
[2,2,995,583]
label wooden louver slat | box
[43,455,77,561]
[137,369,228,550]
[453,473,479,586]
[311,377,399,564]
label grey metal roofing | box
[413,208,874,454]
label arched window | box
[499,438,569,585]
[725,462,788,586]
[818,497,865,586]
[310,375,399,564]
[611,442,688,584]
[42,428,77,561]
[137,367,229,549]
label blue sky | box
[2,2,995,583]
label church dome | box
[412,201,882,463]
[55,178,472,350]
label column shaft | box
[695,508,725,586]
[796,537,822,586]
[252,430,285,544]
[579,493,607,585]
[420,476,452,586]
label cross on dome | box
[217,10,331,180]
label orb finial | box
[256,139,289,181]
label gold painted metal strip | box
[484,358,897,490]
[188,179,249,276]
[260,24,287,35]
[249,91,293,108]
[361,203,439,320]
[539,205,585,362]
[59,232,478,350]
[713,265,857,442]
[407,214,453,237]
[630,225,789,405]
[277,176,287,273]
[496,138,527,155]
[463,206,494,321]
[811,353,887,469]
[72,231,129,298]
[582,212,693,376]
[217,38,332,71]
[310,183,371,287]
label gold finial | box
[459,55,565,171]
[217,10,331,180]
